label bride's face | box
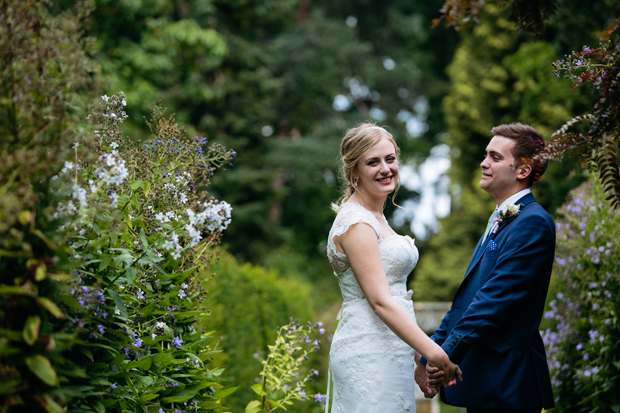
[354,136,399,198]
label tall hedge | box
[200,251,321,412]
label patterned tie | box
[482,209,500,243]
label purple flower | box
[111,383,118,389]
[588,330,599,341]
[102,311,108,319]
[177,289,186,299]
[311,369,319,376]
[158,409,164,413]
[589,282,597,288]
[172,336,183,349]
[98,325,105,334]
[313,339,319,346]
[304,336,310,343]
[592,366,599,374]
[298,389,306,401]
[556,292,564,300]
[319,328,325,335]
[583,353,589,361]
[576,343,583,350]
[605,319,611,325]
[174,409,182,413]
[133,338,143,348]
[315,393,327,404]
[137,290,145,300]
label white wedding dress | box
[326,203,419,413]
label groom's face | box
[479,136,520,200]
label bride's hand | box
[427,350,462,387]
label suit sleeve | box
[442,212,555,364]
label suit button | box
[458,334,462,338]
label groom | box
[416,123,556,413]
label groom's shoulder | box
[519,201,555,231]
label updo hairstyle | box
[332,123,400,212]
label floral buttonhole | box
[492,203,524,234]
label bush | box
[542,177,620,412]
[200,251,323,412]
[0,1,100,411]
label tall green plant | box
[0,1,100,411]
[53,92,237,413]
[542,177,620,411]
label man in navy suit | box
[415,123,556,413]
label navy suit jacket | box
[422,193,556,410]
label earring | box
[353,177,358,189]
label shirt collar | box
[497,188,531,212]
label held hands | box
[414,362,438,399]
[427,351,463,389]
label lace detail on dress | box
[394,392,413,412]
[327,203,382,275]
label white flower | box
[61,161,75,174]
[152,333,156,340]
[185,223,202,247]
[178,289,186,299]
[114,307,121,315]
[72,141,80,149]
[122,99,126,106]
[155,212,170,224]
[156,322,166,329]
[110,142,119,149]
[102,95,109,102]
[181,283,188,289]
[111,113,117,118]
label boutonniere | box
[492,203,524,234]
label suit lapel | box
[462,192,537,281]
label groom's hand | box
[415,363,437,398]
[426,363,445,390]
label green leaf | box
[140,228,148,250]
[250,383,266,396]
[139,393,159,402]
[245,400,262,413]
[89,378,112,386]
[214,386,239,399]
[93,401,106,413]
[108,290,128,319]
[143,181,151,199]
[38,394,64,413]
[126,267,137,286]
[23,316,41,345]
[160,395,194,403]
[37,297,65,318]
[26,355,57,386]
[125,355,153,370]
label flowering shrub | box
[246,319,325,413]
[47,92,238,412]
[542,177,620,411]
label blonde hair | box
[331,123,401,213]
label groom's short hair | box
[491,123,548,186]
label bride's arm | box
[337,223,462,385]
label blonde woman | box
[326,123,461,412]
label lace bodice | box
[327,203,419,302]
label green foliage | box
[52,92,237,413]
[200,251,322,413]
[542,177,620,411]
[545,19,620,209]
[246,320,323,412]
[0,1,100,411]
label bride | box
[326,123,461,412]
